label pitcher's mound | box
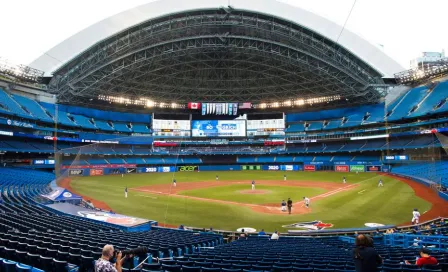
[238,190,271,195]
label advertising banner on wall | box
[335,165,349,172]
[157,166,176,173]
[90,169,104,176]
[141,167,157,173]
[68,169,84,176]
[281,165,301,171]
[304,165,316,171]
[61,164,136,169]
[126,168,136,174]
[242,165,261,170]
[366,165,382,172]
[350,165,365,172]
[177,166,199,172]
[263,165,280,171]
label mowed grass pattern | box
[69,171,431,231]
[178,184,326,204]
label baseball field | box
[63,171,445,232]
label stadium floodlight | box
[284,100,292,106]
[171,103,178,108]
[146,100,154,107]
[159,102,165,108]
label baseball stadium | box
[0,0,448,271]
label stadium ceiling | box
[34,0,404,105]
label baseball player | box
[343,176,346,184]
[173,179,177,187]
[287,198,293,214]
[283,174,287,181]
[281,200,286,212]
[124,187,128,198]
[251,180,255,190]
[412,208,421,225]
[216,175,219,181]
[378,178,384,187]
[303,197,310,208]
[121,173,124,178]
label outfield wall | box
[62,163,389,176]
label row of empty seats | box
[237,155,380,163]
[392,161,448,187]
[0,88,151,134]
[286,80,448,132]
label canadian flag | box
[188,102,201,109]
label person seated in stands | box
[270,230,279,240]
[405,248,438,267]
[353,234,382,272]
[178,224,185,230]
[95,244,123,272]
[208,227,215,233]
[258,229,266,236]
[375,229,382,236]
[239,229,246,239]
[412,237,423,247]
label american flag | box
[239,102,252,109]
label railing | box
[383,233,448,251]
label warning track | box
[131,180,358,215]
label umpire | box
[287,198,293,214]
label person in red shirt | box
[405,248,438,267]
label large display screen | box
[191,120,246,137]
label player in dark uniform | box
[287,198,293,214]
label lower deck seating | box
[392,161,448,187]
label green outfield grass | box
[69,171,432,231]
[178,184,326,204]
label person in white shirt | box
[271,231,279,240]
[283,174,286,181]
[412,208,421,224]
[303,197,310,208]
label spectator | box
[239,229,246,239]
[258,229,266,236]
[405,248,438,267]
[375,229,381,236]
[208,227,215,233]
[353,234,382,272]
[95,244,123,272]
[271,231,279,240]
[412,237,423,247]
[178,224,185,230]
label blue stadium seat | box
[11,94,53,122]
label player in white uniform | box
[283,174,287,181]
[124,187,128,198]
[378,179,383,187]
[343,177,346,184]
[251,180,255,190]
[412,208,420,224]
[303,197,310,208]
[173,179,177,187]
[216,175,219,181]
